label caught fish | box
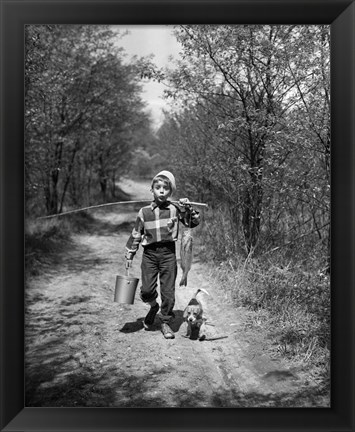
[179,229,193,286]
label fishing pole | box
[36,199,208,220]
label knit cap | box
[152,170,176,194]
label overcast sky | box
[114,25,182,128]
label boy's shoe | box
[161,323,175,339]
[143,303,159,329]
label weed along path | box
[25,179,329,408]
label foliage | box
[25,212,99,276]
[158,25,330,264]
[209,245,330,379]
[25,25,154,216]
[25,218,71,275]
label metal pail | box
[114,274,139,304]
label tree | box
[25,25,151,215]
[160,25,330,258]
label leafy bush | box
[204,241,330,379]
[25,213,96,275]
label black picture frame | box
[1,0,354,431]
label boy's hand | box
[179,198,192,209]
[191,210,200,222]
[125,259,133,270]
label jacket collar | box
[150,200,171,211]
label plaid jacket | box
[125,201,199,260]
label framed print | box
[1,0,354,431]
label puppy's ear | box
[194,306,202,319]
[183,307,189,319]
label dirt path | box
[25,179,329,408]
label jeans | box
[140,242,177,323]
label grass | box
[25,213,96,276]
[198,229,331,388]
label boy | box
[125,170,200,339]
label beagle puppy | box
[183,288,209,340]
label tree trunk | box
[110,172,116,198]
[48,168,59,215]
[100,178,107,201]
[242,170,263,253]
[59,140,79,213]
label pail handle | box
[125,260,131,276]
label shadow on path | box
[26,347,328,407]
[119,310,185,334]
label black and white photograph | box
[24,23,332,408]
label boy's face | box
[152,180,172,204]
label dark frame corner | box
[1,1,354,431]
